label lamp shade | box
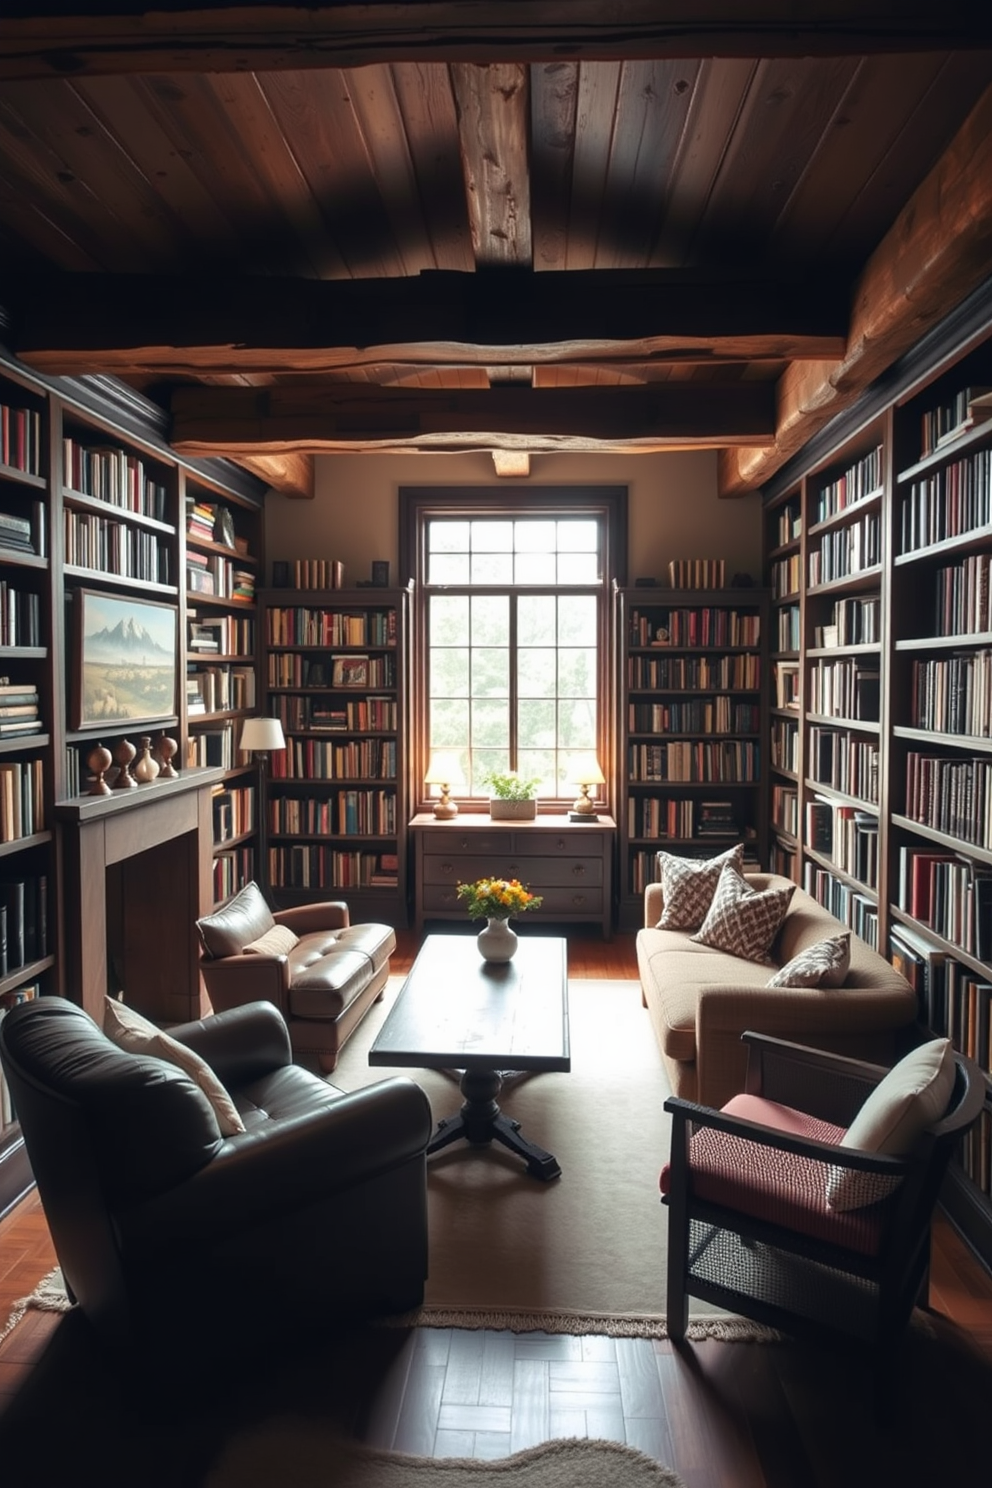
[569,754,605,786]
[239,717,286,753]
[424,750,463,786]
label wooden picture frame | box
[332,655,369,688]
[74,589,178,729]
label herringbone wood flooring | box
[2,927,992,1486]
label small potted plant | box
[482,768,541,821]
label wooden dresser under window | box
[409,814,616,938]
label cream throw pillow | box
[766,932,851,988]
[690,862,795,962]
[826,1037,955,1212]
[244,923,300,957]
[655,843,744,931]
[103,996,246,1137]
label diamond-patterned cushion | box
[690,863,795,962]
[655,843,744,931]
[766,932,851,989]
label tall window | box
[402,488,626,807]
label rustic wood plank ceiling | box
[0,4,990,495]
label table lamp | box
[569,754,605,820]
[424,751,462,820]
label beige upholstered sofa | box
[637,871,919,1110]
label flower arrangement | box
[481,769,541,801]
[456,876,544,921]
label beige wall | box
[263,450,763,586]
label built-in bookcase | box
[761,287,992,1272]
[258,586,411,927]
[615,584,769,930]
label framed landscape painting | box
[74,589,179,730]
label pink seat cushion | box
[661,1093,887,1256]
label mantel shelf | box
[55,766,226,824]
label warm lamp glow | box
[569,754,605,816]
[425,750,463,820]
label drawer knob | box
[556,838,566,850]
[571,895,586,906]
[572,864,586,877]
[440,861,455,876]
[458,838,469,849]
[509,864,520,874]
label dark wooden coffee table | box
[368,933,570,1180]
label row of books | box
[267,847,398,890]
[806,797,879,888]
[0,501,45,558]
[628,654,761,691]
[0,984,39,1130]
[812,444,883,525]
[269,789,397,837]
[273,695,396,732]
[776,604,800,652]
[629,607,761,649]
[0,681,41,745]
[807,658,880,722]
[773,501,802,549]
[265,607,397,648]
[813,594,881,648]
[187,664,256,716]
[185,549,256,602]
[770,552,801,600]
[271,559,346,590]
[666,559,726,589]
[904,750,992,852]
[910,650,992,737]
[807,509,881,586]
[63,437,168,520]
[803,864,879,950]
[211,785,255,844]
[270,737,397,781]
[1,404,42,476]
[63,510,170,583]
[896,845,992,960]
[0,876,48,972]
[0,583,41,648]
[185,723,248,772]
[627,740,759,783]
[934,553,992,637]
[919,384,992,458]
[890,925,992,1080]
[898,448,992,555]
[212,846,254,905]
[626,797,740,841]
[187,612,254,657]
[771,716,799,772]
[773,660,800,709]
[0,754,45,842]
[771,783,798,836]
[808,725,880,804]
[627,698,760,734]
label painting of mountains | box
[76,590,178,729]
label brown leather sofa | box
[0,995,432,1355]
[196,881,395,1071]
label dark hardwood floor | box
[2,927,992,1486]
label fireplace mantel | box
[56,767,225,1024]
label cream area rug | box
[207,1426,686,1488]
[331,976,754,1339]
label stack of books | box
[0,682,41,738]
[186,550,215,595]
[186,500,217,543]
[0,508,35,555]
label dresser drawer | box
[421,883,603,917]
[422,853,603,889]
[421,829,506,855]
[512,830,603,857]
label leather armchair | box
[0,996,432,1355]
[196,881,396,1071]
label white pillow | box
[655,843,744,931]
[826,1038,955,1212]
[766,932,851,989]
[690,862,795,962]
[244,924,300,957]
[103,996,246,1137]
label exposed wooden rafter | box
[2,4,989,82]
[168,382,776,456]
[12,270,848,378]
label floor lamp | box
[239,716,286,892]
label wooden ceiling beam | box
[168,381,776,455]
[227,451,315,499]
[12,269,847,377]
[718,80,992,496]
[2,5,990,81]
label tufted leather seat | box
[196,882,396,1071]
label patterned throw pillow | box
[655,843,744,931]
[244,923,300,957]
[690,863,796,962]
[766,932,851,989]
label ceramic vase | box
[477,916,517,962]
[133,736,161,784]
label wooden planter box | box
[489,798,537,821]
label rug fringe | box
[0,1267,72,1347]
[375,1304,782,1342]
